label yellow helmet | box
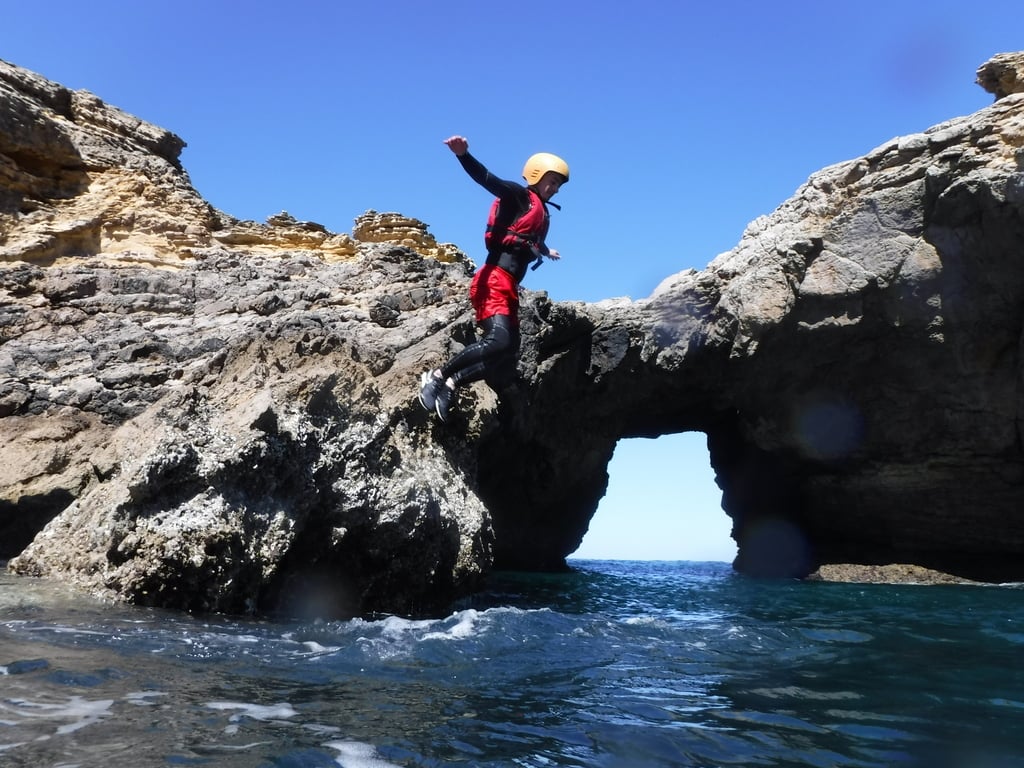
[522,152,570,186]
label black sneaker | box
[435,383,456,422]
[418,371,442,412]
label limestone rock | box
[977,51,1024,100]
[0,59,215,266]
[3,53,1024,617]
[213,211,359,261]
[353,210,465,264]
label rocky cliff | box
[2,53,1023,617]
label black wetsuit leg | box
[440,313,521,389]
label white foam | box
[204,701,299,721]
[298,641,342,658]
[297,605,546,663]
[377,615,436,637]
[302,641,334,653]
[302,722,343,736]
[326,739,403,768]
[421,609,480,641]
[0,695,115,739]
[56,697,115,735]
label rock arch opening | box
[570,432,736,563]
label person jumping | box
[419,135,569,421]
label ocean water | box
[2,559,1023,768]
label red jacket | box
[456,152,552,283]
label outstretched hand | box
[444,136,468,156]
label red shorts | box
[469,265,519,326]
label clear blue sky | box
[4,1,1019,562]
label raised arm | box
[443,135,523,200]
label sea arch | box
[570,433,736,564]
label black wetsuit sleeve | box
[456,152,525,201]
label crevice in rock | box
[0,490,72,559]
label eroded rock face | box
[473,58,1024,583]
[3,53,1024,617]
[1,247,494,617]
[976,51,1024,100]
[1,57,491,616]
[682,98,1024,579]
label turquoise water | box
[2,560,1023,767]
